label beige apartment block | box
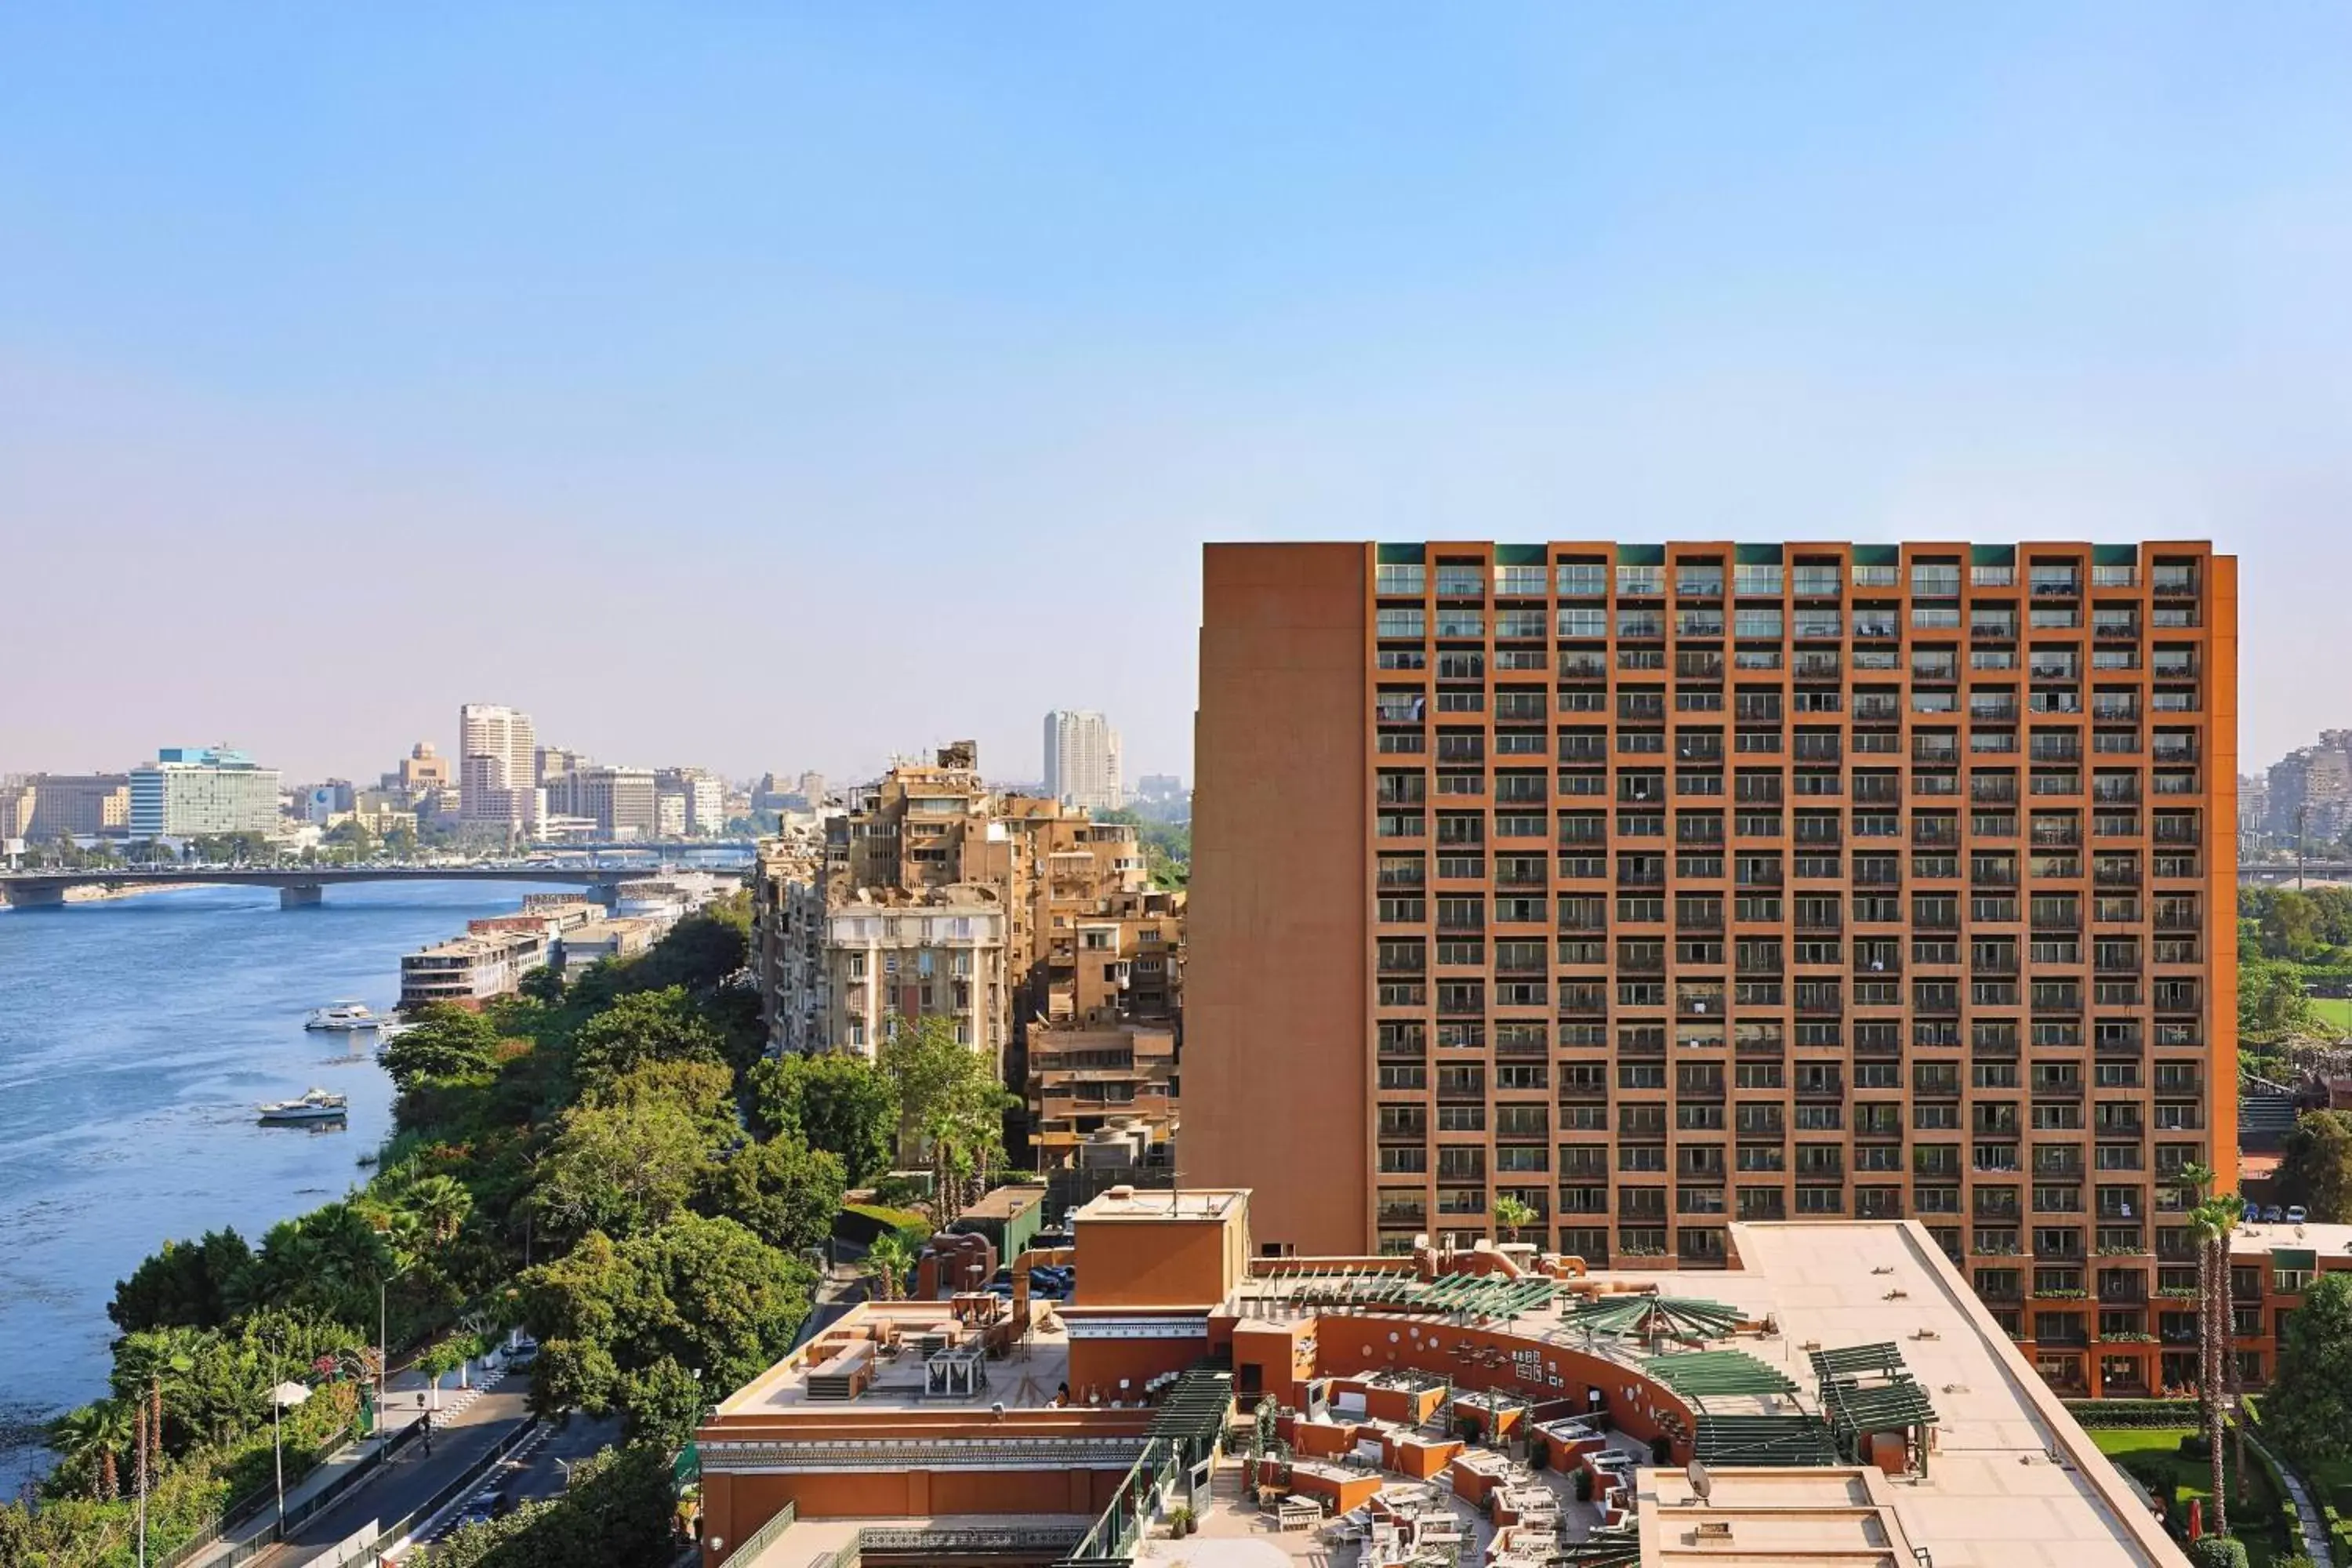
[27,774,131,839]
[1025,1022,1178,1169]
[823,887,1008,1063]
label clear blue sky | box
[3,5,2348,784]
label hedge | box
[835,1203,935,1247]
[2323,1504,2352,1566]
[2066,1398,2202,1428]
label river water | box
[0,880,554,1499]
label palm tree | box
[2175,1163,2216,1404]
[1493,1195,1538,1246]
[2189,1191,2247,1535]
[52,1399,134,1501]
[865,1232,916,1303]
[405,1175,473,1246]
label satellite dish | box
[1687,1459,1714,1505]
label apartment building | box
[3,773,132,839]
[657,767,728,835]
[822,887,1008,1062]
[550,764,659,839]
[1025,1022,1179,1170]
[1190,540,2235,1399]
[753,833,828,1054]
[129,747,282,837]
[829,742,1011,898]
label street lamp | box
[270,1381,312,1531]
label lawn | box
[2090,1427,2288,1568]
[2310,996,2352,1032]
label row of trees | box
[1,898,786,1565]
[2242,886,2352,964]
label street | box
[264,1384,535,1566]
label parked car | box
[2287,1206,2309,1223]
[2263,1205,2285,1223]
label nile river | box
[0,880,551,1497]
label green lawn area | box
[2310,996,2352,1031]
[2090,1428,2288,1568]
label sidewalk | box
[184,1347,524,1568]
[2242,1426,2333,1568]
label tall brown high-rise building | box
[1192,540,2236,1397]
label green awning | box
[1642,1349,1799,1398]
[2274,1249,2318,1271]
[1693,1413,1841,1467]
[1563,1294,1746,1344]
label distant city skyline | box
[3,8,2348,782]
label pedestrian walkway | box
[2243,1426,2332,1568]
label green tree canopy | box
[107,1228,252,1334]
[881,1017,1014,1221]
[233,1203,396,1332]
[626,899,750,992]
[569,986,727,1085]
[749,1051,899,1185]
[518,1213,813,1419]
[695,1134,846,1254]
[425,1440,678,1568]
[532,1096,717,1243]
[2240,960,2319,1040]
[2279,1110,2352,1223]
[382,1004,504,1091]
[2267,1272,2352,1471]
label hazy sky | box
[4,5,2349,786]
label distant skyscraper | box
[1043,710,1124,813]
[458,702,540,830]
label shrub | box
[2180,1433,2212,1460]
[2187,1538,2249,1568]
[836,1203,933,1247]
[1572,1468,1595,1502]
[869,1174,927,1207]
[2067,1398,2203,1428]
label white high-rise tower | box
[1043,710,1123,812]
[458,702,541,829]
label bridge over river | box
[0,861,750,909]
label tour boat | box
[258,1088,349,1123]
[305,1001,379,1031]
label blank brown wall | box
[1189,543,1370,1254]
